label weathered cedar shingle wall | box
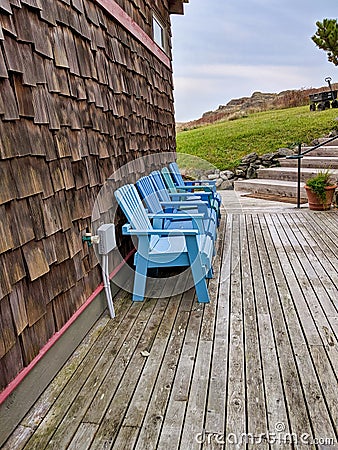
[0,0,176,391]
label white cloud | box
[173,63,336,121]
[171,0,337,121]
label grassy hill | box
[176,106,338,171]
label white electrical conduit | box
[86,224,117,319]
[102,253,115,318]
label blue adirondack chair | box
[169,161,222,208]
[149,171,218,227]
[170,161,218,189]
[135,175,217,242]
[149,170,199,203]
[161,167,220,225]
[114,184,214,303]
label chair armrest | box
[149,212,204,219]
[176,185,214,193]
[122,223,199,236]
[160,201,207,208]
[168,192,202,200]
[160,201,208,215]
[185,179,217,186]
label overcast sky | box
[171,0,337,122]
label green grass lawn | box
[176,106,338,171]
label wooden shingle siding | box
[0,0,177,390]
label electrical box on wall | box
[97,224,116,255]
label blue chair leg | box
[186,236,210,303]
[133,238,149,302]
[206,267,214,279]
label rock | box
[241,152,258,164]
[250,163,261,169]
[237,164,249,171]
[246,165,257,179]
[220,180,233,190]
[275,147,294,157]
[235,169,245,177]
[215,178,223,188]
[261,152,276,162]
[220,170,234,180]
[203,169,217,176]
[207,173,219,180]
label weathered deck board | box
[241,215,268,449]
[225,213,246,443]
[261,213,337,439]
[3,209,338,450]
[249,214,290,443]
[202,214,231,450]
[287,213,338,312]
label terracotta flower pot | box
[305,185,337,210]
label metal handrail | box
[285,134,338,208]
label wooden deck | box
[3,201,338,449]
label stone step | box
[300,146,338,157]
[256,167,338,183]
[316,137,338,146]
[280,156,338,169]
[234,179,307,199]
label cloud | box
[175,63,326,92]
[171,0,337,121]
[173,63,336,121]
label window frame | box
[152,13,167,53]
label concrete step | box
[257,167,338,183]
[316,137,338,146]
[300,146,338,157]
[280,156,338,169]
[234,179,307,199]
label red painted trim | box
[94,0,171,68]
[0,249,135,405]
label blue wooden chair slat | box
[149,170,171,203]
[161,167,211,201]
[136,176,163,215]
[114,184,214,303]
[161,167,220,226]
[149,171,199,210]
[115,184,152,230]
[169,161,217,190]
[150,169,219,228]
[154,167,201,202]
[136,175,217,242]
[168,162,222,208]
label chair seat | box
[135,234,214,269]
[157,216,216,241]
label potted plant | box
[305,169,337,210]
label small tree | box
[312,19,338,66]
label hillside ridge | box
[177,83,338,131]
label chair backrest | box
[114,184,152,230]
[136,176,163,215]
[161,167,178,193]
[149,171,171,202]
[169,162,185,186]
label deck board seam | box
[262,213,337,439]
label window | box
[152,14,166,52]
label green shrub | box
[306,169,335,204]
